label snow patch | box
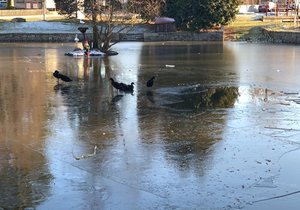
[0,21,90,34]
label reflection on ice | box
[153,85,239,111]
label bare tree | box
[84,0,136,54]
[54,0,78,18]
[127,0,166,22]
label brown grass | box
[224,14,300,40]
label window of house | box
[32,2,38,8]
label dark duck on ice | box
[110,78,134,92]
[110,78,123,91]
[121,82,134,92]
[53,70,72,83]
[146,76,155,87]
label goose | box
[74,34,79,43]
[146,76,155,87]
[53,70,72,83]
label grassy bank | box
[224,15,276,41]
[224,14,300,41]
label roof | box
[154,17,175,24]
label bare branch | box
[85,0,145,53]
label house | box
[0,0,55,10]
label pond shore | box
[0,31,224,42]
[0,22,223,42]
[1,14,300,43]
[1,24,300,44]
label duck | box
[110,78,123,91]
[110,78,134,92]
[122,82,134,92]
[146,76,155,87]
[53,70,72,83]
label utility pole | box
[294,0,299,27]
[42,0,46,21]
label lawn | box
[224,14,300,41]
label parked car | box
[288,1,300,10]
[258,1,277,12]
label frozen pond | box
[1,41,300,209]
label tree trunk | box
[101,34,112,52]
[91,11,113,53]
[88,0,131,54]
[92,25,99,49]
[91,3,99,49]
[7,0,13,8]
